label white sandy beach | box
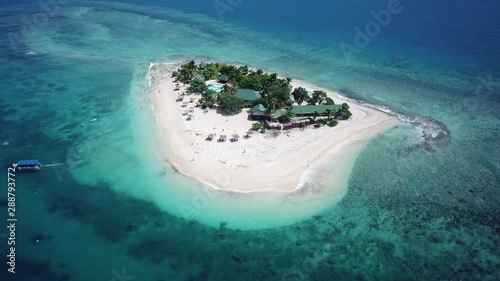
[146,62,400,192]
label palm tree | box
[312,111,319,120]
[292,87,308,105]
[265,95,279,112]
[178,61,197,83]
[187,60,197,76]
[202,64,219,80]
[238,65,249,76]
[311,90,327,105]
[188,80,206,93]
[281,110,296,122]
[324,109,333,119]
[265,107,276,119]
[200,93,216,108]
[270,73,278,85]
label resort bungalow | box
[290,104,342,117]
[219,74,229,84]
[234,89,262,107]
[251,104,266,120]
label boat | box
[13,160,41,171]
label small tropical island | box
[147,60,398,192]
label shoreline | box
[145,61,400,193]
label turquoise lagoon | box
[0,1,499,280]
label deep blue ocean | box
[0,0,499,280]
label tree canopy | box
[308,90,327,105]
[218,94,245,115]
[188,79,206,93]
[201,64,219,80]
[173,61,352,121]
[199,90,217,108]
[174,60,197,83]
[291,87,309,105]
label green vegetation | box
[199,90,217,109]
[218,93,245,115]
[337,106,352,119]
[279,110,296,123]
[173,60,353,126]
[252,122,265,130]
[201,64,219,80]
[291,87,309,105]
[319,118,329,125]
[188,79,206,93]
[312,111,319,120]
[325,97,335,105]
[327,119,339,127]
[172,60,197,83]
[324,109,333,119]
[308,90,327,105]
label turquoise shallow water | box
[0,1,499,280]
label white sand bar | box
[147,63,399,192]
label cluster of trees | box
[188,79,206,93]
[198,88,245,115]
[171,61,220,84]
[338,103,351,119]
[172,61,353,118]
[218,93,245,115]
[311,103,351,120]
[172,61,294,115]
[171,60,197,83]
[290,88,331,106]
[278,110,296,123]
[314,118,339,128]
[217,65,294,114]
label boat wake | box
[41,163,67,168]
